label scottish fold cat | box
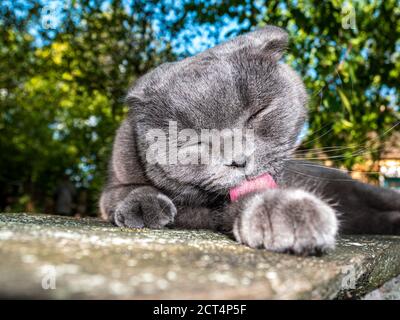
[100,26,400,255]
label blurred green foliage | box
[0,0,399,214]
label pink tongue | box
[229,173,277,202]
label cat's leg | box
[100,185,177,229]
[173,206,220,230]
[282,160,400,235]
[220,189,338,255]
[100,116,177,229]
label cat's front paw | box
[233,189,338,255]
[114,188,177,229]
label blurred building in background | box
[379,132,400,190]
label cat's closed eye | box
[178,140,203,149]
[247,107,267,124]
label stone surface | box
[0,213,399,299]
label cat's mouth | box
[229,173,278,202]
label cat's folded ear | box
[253,26,289,61]
[125,90,145,108]
[211,25,288,62]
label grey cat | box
[100,26,400,255]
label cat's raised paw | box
[114,188,177,229]
[233,189,338,255]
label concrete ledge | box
[0,213,399,299]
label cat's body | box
[100,26,400,255]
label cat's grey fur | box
[100,26,400,255]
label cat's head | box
[127,26,308,204]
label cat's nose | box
[228,155,247,168]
